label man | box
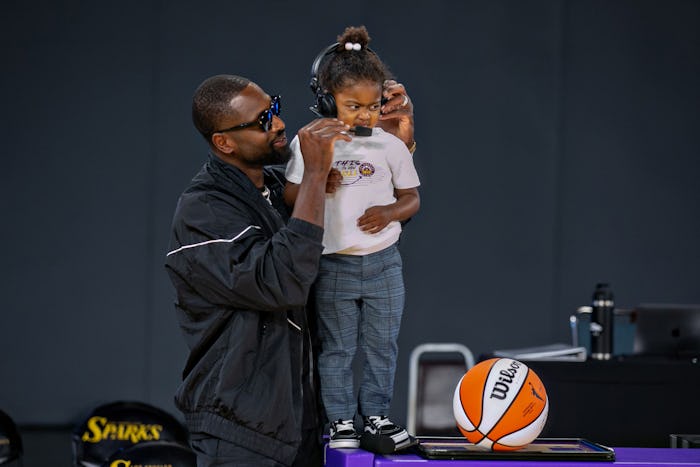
[165,75,414,466]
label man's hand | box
[297,118,351,176]
[377,80,414,148]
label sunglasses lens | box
[259,109,273,131]
[257,96,280,131]
[271,96,281,116]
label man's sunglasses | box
[215,95,281,133]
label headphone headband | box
[309,42,378,93]
[309,43,339,96]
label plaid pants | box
[314,244,405,421]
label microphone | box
[350,126,372,137]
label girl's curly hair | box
[319,25,392,93]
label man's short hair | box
[192,75,251,141]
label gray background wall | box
[2,0,698,430]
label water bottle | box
[590,283,614,360]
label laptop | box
[632,304,700,358]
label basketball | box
[452,358,548,451]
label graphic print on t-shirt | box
[334,159,388,186]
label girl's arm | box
[357,187,420,234]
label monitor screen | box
[632,304,700,358]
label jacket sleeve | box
[165,192,324,312]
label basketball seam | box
[468,359,500,446]
[487,366,530,447]
[493,397,547,450]
[460,359,495,444]
[472,430,487,446]
[469,358,497,431]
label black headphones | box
[308,42,386,118]
[309,43,342,117]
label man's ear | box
[211,132,237,154]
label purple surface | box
[617,447,700,463]
[327,447,700,466]
[325,445,375,467]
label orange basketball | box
[452,358,548,451]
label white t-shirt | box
[286,127,420,255]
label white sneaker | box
[329,419,361,449]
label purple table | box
[325,446,700,467]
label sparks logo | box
[81,416,164,444]
[110,461,174,467]
[358,163,375,177]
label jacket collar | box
[207,152,259,195]
[205,153,289,223]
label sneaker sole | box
[389,431,410,444]
[364,429,409,445]
[393,436,414,450]
[328,439,360,449]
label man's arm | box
[283,181,300,208]
[288,119,350,222]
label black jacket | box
[165,154,324,465]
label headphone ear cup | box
[316,92,337,118]
[309,43,341,117]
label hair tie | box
[344,42,362,51]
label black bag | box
[0,409,22,466]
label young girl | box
[284,26,420,451]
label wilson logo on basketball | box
[489,360,522,400]
[81,416,164,444]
